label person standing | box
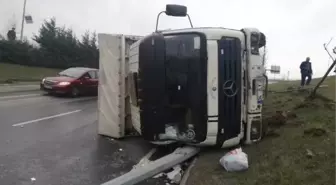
[300,57,313,87]
[7,27,16,41]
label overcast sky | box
[1,0,335,79]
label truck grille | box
[217,37,242,146]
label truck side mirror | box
[165,4,187,17]
[156,4,193,32]
[259,32,266,48]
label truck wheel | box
[71,87,79,97]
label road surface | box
[0,93,167,185]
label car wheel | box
[71,87,80,97]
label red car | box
[40,67,98,97]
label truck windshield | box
[165,34,201,58]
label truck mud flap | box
[216,37,242,147]
[138,33,167,141]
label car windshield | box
[58,68,85,78]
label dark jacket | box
[300,61,312,75]
[7,30,16,41]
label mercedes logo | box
[222,80,238,97]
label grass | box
[0,63,60,84]
[268,76,335,101]
[187,76,335,185]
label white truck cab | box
[97,5,267,148]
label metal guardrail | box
[101,146,200,185]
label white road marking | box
[0,93,40,100]
[12,109,82,127]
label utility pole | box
[20,0,27,41]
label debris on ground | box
[271,111,288,126]
[287,86,295,91]
[262,110,288,137]
[166,165,183,184]
[286,111,297,119]
[153,173,164,178]
[31,177,36,181]
[152,164,185,184]
[219,147,248,172]
[264,130,280,138]
[262,109,302,137]
[304,127,327,137]
[306,149,315,158]
[294,100,320,109]
[119,148,123,151]
[324,102,335,110]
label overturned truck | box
[97,5,267,148]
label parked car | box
[40,67,98,97]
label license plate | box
[44,85,52,89]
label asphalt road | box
[0,93,167,185]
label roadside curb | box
[180,157,197,185]
[0,86,40,95]
[0,90,40,96]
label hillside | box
[269,76,335,101]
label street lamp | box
[20,0,33,41]
[20,0,27,41]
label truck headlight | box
[58,82,70,86]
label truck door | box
[79,72,92,94]
[216,37,242,146]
